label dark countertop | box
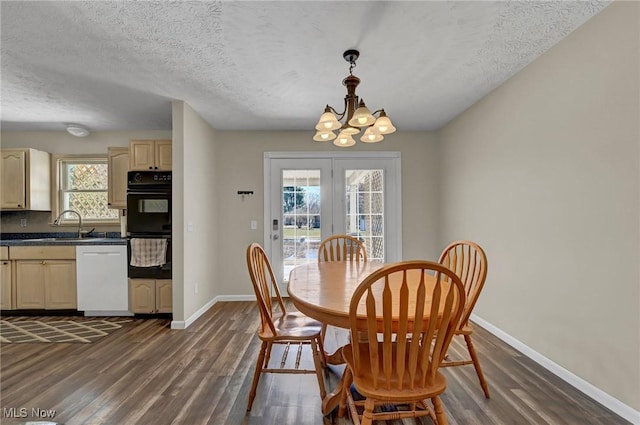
[0,232,126,246]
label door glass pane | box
[345,169,384,262]
[282,170,321,282]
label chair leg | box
[264,340,273,368]
[310,338,327,399]
[361,398,375,425]
[464,334,490,398]
[318,326,328,368]
[247,340,268,411]
[432,395,448,425]
[338,367,353,418]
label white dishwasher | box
[76,245,132,316]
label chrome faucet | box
[53,209,83,238]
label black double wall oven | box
[127,171,172,279]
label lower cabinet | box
[129,279,172,313]
[15,260,77,309]
[1,247,11,310]
[11,246,77,310]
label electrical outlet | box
[194,282,198,294]
[20,218,27,227]
[250,220,257,230]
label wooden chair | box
[318,234,367,262]
[438,240,490,398]
[245,243,327,410]
[317,234,368,341]
[341,261,466,425]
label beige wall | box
[0,130,171,233]
[213,131,440,297]
[171,101,219,324]
[438,1,639,412]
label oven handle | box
[127,190,172,195]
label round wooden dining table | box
[288,261,452,329]
[287,260,455,416]
[288,261,387,329]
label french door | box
[264,152,401,294]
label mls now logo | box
[3,407,57,419]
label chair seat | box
[342,342,447,402]
[258,311,323,339]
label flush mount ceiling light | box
[314,49,396,147]
[66,124,90,137]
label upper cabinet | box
[107,147,129,210]
[129,140,172,171]
[0,148,51,211]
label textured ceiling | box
[1,1,610,133]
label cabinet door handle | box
[41,260,46,265]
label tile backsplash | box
[0,210,119,234]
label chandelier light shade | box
[372,110,396,134]
[335,133,356,147]
[361,126,383,143]
[313,130,337,142]
[313,49,396,147]
[315,108,342,131]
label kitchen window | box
[53,155,119,225]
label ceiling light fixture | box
[314,49,396,147]
[66,124,90,137]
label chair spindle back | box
[318,234,367,262]
[438,241,487,329]
[246,242,287,337]
[348,260,465,391]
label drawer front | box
[0,247,8,261]
[9,246,76,260]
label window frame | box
[51,154,120,226]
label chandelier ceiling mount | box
[313,49,396,147]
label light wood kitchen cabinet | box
[11,246,77,310]
[0,148,51,210]
[15,260,76,309]
[107,147,129,209]
[129,278,172,313]
[0,247,11,310]
[155,280,173,313]
[44,261,77,309]
[15,261,45,308]
[129,140,172,171]
[128,279,154,313]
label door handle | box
[272,234,279,240]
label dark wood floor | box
[0,301,631,425]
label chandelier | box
[313,49,396,147]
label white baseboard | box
[215,294,256,302]
[471,314,640,425]
[170,294,256,329]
